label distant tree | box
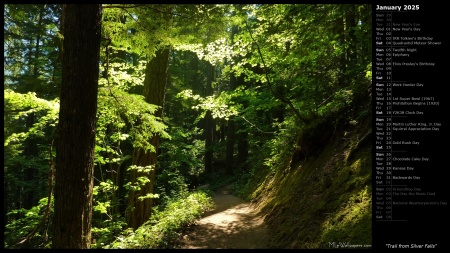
[4,3,62,226]
[52,4,102,249]
[126,47,171,229]
[225,21,238,175]
[204,62,215,174]
[104,4,229,229]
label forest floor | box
[175,184,271,249]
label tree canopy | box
[4,4,371,249]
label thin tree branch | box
[237,115,275,135]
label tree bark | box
[237,128,248,171]
[204,62,214,174]
[225,119,235,175]
[126,47,170,230]
[53,4,102,249]
[333,6,345,87]
[345,5,357,64]
[23,6,44,210]
[225,23,239,175]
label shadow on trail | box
[177,184,270,249]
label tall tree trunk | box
[235,74,249,172]
[104,18,128,217]
[225,119,235,175]
[364,4,372,63]
[4,178,8,227]
[187,51,204,136]
[109,162,121,216]
[333,6,346,87]
[237,130,248,171]
[204,62,214,174]
[219,120,226,141]
[345,5,357,66]
[23,113,37,210]
[53,4,102,249]
[126,47,170,230]
[23,6,44,210]
[189,51,202,95]
[118,161,127,215]
[225,23,239,175]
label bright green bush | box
[105,190,213,249]
[4,197,54,249]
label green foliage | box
[92,219,128,249]
[4,4,62,98]
[3,90,58,204]
[263,116,300,171]
[229,4,371,121]
[5,3,372,249]
[102,4,230,59]
[92,59,171,239]
[239,104,372,248]
[93,61,170,232]
[99,61,147,91]
[157,125,205,200]
[175,37,232,66]
[123,166,157,194]
[4,89,59,147]
[207,173,241,192]
[92,180,127,249]
[93,179,117,219]
[177,89,239,121]
[96,86,169,157]
[105,190,213,249]
[4,89,58,245]
[4,197,54,249]
[102,5,163,57]
[321,185,372,247]
[317,89,353,116]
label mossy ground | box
[240,113,372,249]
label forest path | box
[176,184,271,249]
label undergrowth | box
[236,102,372,249]
[102,190,213,249]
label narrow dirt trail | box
[176,184,271,249]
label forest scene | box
[4,4,372,249]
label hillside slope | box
[241,107,372,249]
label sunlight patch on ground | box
[178,185,270,249]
